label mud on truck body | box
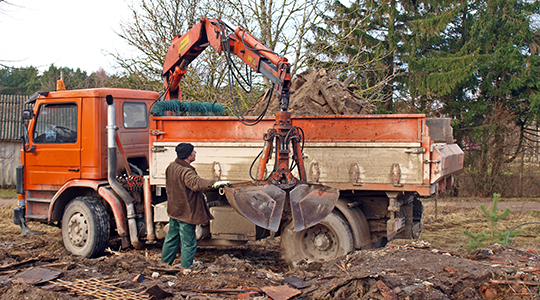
[14,18,464,266]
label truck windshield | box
[33,103,77,144]
[123,102,147,129]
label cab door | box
[25,100,81,191]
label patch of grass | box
[423,195,540,203]
[0,201,59,235]
[409,199,540,255]
[0,189,17,199]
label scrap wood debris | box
[489,279,540,286]
[105,247,123,256]
[53,278,150,300]
[260,285,301,300]
[244,68,376,116]
[324,270,381,297]
[0,256,45,270]
[376,280,398,300]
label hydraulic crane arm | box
[162,18,291,110]
[161,18,338,233]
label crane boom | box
[162,18,291,110]
[161,17,338,233]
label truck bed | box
[149,114,463,196]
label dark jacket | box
[165,158,216,225]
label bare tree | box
[110,0,203,90]
[114,0,362,115]
[112,0,256,105]
[211,0,328,76]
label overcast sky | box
[0,0,132,74]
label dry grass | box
[0,201,60,235]
[1,194,538,257]
[414,200,540,255]
[0,189,16,199]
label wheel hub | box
[313,234,331,251]
[67,213,88,247]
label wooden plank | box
[261,285,301,300]
[376,280,398,300]
[0,257,40,270]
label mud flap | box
[13,206,44,236]
[224,182,339,233]
[289,183,340,231]
[224,182,287,232]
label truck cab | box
[16,88,158,256]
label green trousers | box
[161,218,197,268]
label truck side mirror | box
[22,109,34,121]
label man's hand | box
[212,181,230,189]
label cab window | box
[123,102,147,128]
[33,103,77,144]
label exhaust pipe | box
[106,95,140,249]
[144,175,156,243]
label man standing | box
[161,143,228,267]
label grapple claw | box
[224,181,339,233]
[224,182,286,232]
[289,183,340,231]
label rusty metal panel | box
[26,200,50,220]
[260,285,301,300]
[209,205,256,240]
[149,114,463,196]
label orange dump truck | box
[14,17,463,265]
[15,86,463,265]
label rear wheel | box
[62,196,110,258]
[281,211,353,266]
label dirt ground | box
[1,198,540,300]
[4,70,538,299]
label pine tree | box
[305,0,403,109]
[407,0,540,195]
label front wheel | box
[62,196,110,258]
[281,211,353,267]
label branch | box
[504,123,524,163]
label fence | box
[0,141,22,188]
[1,95,32,188]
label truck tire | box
[62,196,110,258]
[281,211,353,267]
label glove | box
[212,181,230,189]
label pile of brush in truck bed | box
[245,69,376,116]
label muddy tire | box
[62,196,110,258]
[281,211,353,267]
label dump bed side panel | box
[149,114,465,196]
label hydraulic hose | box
[505,222,540,261]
